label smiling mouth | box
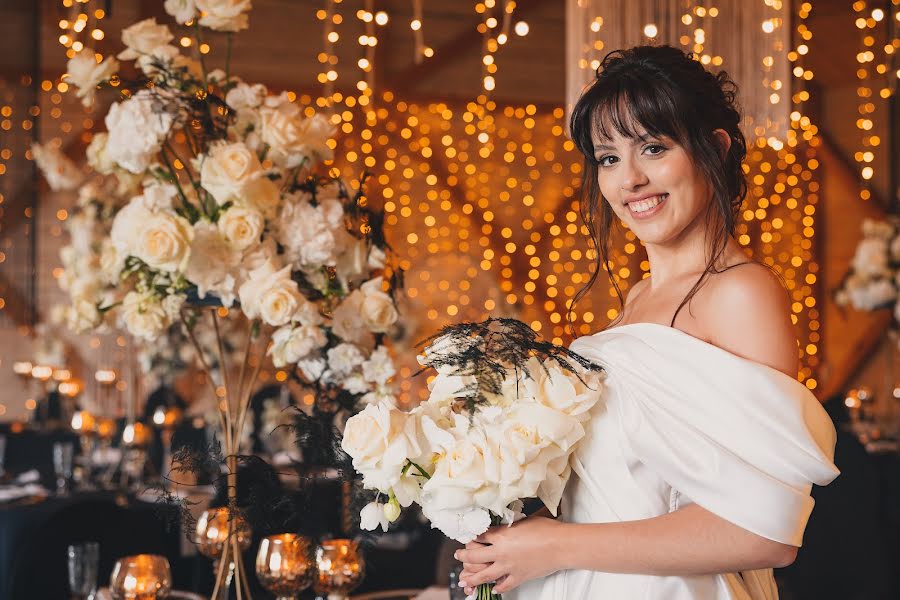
[627,194,668,215]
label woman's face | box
[592,123,712,247]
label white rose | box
[238,261,304,326]
[330,293,374,348]
[341,403,422,491]
[237,237,281,287]
[185,222,240,305]
[31,143,83,191]
[360,277,398,333]
[118,18,174,61]
[121,291,169,341]
[135,212,194,272]
[362,346,395,385]
[104,90,174,173]
[86,133,116,174]
[195,0,252,32]
[65,50,118,107]
[164,0,197,23]
[200,141,262,205]
[268,324,326,367]
[336,238,375,288]
[259,103,336,168]
[217,206,263,250]
[111,198,153,256]
[298,113,336,162]
[524,358,603,421]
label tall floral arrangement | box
[835,218,900,321]
[35,2,402,596]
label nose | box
[619,157,649,192]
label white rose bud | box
[384,498,401,523]
[86,133,116,174]
[359,501,389,532]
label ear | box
[712,129,732,160]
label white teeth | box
[629,194,666,214]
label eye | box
[644,144,666,156]
[597,155,618,167]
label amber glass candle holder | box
[256,533,315,599]
[109,554,172,600]
[313,539,365,599]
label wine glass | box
[109,554,172,600]
[313,539,365,600]
[53,441,74,495]
[67,541,99,600]
[0,434,6,480]
[256,534,314,599]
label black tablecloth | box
[0,492,182,599]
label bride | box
[457,45,839,599]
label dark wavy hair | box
[569,45,748,329]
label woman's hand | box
[456,516,567,595]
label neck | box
[643,217,734,289]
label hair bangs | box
[591,78,686,149]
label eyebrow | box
[592,134,657,153]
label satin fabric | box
[511,323,839,600]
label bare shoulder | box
[698,263,798,377]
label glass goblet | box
[52,441,74,495]
[195,507,252,598]
[313,539,365,600]
[256,533,314,599]
[67,541,99,600]
[109,554,172,600]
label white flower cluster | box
[342,354,605,543]
[35,2,401,408]
[836,218,900,322]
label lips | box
[627,193,668,215]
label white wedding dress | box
[510,323,840,600]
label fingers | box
[460,561,508,588]
[460,562,488,577]
[493,574,520,594]
[455,545,495,565]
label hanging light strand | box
[317,0,342,109]
[411,0,432,63]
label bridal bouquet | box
[341,318,604,598]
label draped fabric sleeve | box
[570,325,840,546]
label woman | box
[457,46,839,599]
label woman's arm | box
[458,504,797,594]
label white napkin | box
[0,483,48,502]
[14,469,40,484]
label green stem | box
[402,460,431,479]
